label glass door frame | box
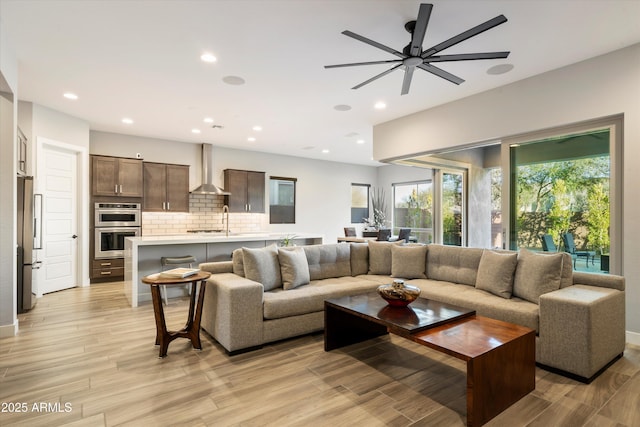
[501,116,623,274]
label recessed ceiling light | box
[334,104,352,111]
[247,137,256,142]
[356,139,365,144]
[203,117,214,123]
[222,75,246,85]
[200,53,217,63]
[252,125,262,131]
[322,149,330,154]
[121,118,133,124]
[487,63,514,75]
[192,128,201,134]
[374,101,386,110]
[63,92,78,100]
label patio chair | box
[390,228,412,243]
[562,232,595,269]
[540,234,558,252]
[343,227,356,237]
[376,229,391,241]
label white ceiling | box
[2,0,639,166]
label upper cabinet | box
[224,169,265,213]
[143,162,189,212]
[92,155,143,197]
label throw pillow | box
[475,250,518,299]
[513,248,563,303]
[278,247,310,290]
[391,244,427,279]
[242,244,282,291]
[368,240,403,275]
[232,248,245,277]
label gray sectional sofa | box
[199,241,625,382]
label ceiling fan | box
[325,3,510,95]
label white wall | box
[91,131,379,243]
[0,16,18,337]
[374,43,640,342]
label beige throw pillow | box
[513,248,563,303]
[278,247,310,290]
[391,244,427,279]
[368,240,402,275]
[475,250,518,299]
[232,248,245,277]
[242,244,282,291]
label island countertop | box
[124,232,324,307]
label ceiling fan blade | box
[324,59,403,69]
[425,51,510,62]
[401,66,415,95]
[417,63,464,85]
[352,64,403,90]
[342,30,406,59]
[421,15,508,59]
[409,3,433,56]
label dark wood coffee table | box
[325,293,535,427]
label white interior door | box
[39,145,78,294]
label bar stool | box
[160,255,197,305]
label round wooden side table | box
[142,270,211,358]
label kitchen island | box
[124,232,323,307]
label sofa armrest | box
[572,271,624,291]
[538,285,625,380]
[201,273,264,353]
[199,261,233,274]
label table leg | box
[189,280,207,350]
[466,330,535,426]
[150,285,170,358]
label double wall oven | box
[94,202,141,259]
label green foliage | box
[585,183,610,253]
[547,180,572,247]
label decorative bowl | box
[377,279,420,307]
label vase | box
[377,279,420,307]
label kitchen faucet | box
[222,205,230,237]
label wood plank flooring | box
[1,282,638,426]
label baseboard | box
[0,319,19,338]
[537,352,623,384]
[627,330,640,346]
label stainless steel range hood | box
[190,143,231,195]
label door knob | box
[72,234,78,239]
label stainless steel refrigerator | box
[17,176,41,313]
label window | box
[441,171,464,246]
[269,177,296,224]
[351,183,369,223]
[393,181,433,243]
[504,120,621,274]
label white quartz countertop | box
[126,232,324,246]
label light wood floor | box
[1,282,639,427]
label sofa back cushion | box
[513,248,563,303]
[350,243,369,276]
[391,244,427,279]
[426,244,483,285]
[303,243,351,280]
[242,244,282,291]
[368,240,402,275]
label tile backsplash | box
[141,194,267,235]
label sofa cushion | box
[278,247,310,290]
[303,243,351,280]
[242,244,281,291]
[368,240,402,275]
[263,276,380,319]
[232,248,245,277]
[426,244,484,286]
[350,243,369,276]
[475,250,518,299]
[391,244,427,279]
[513,248,563,304]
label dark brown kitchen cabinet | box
[224,169,265,213]
[92,155,143,197]
[91,258,124,279]
[143,162,189,212]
